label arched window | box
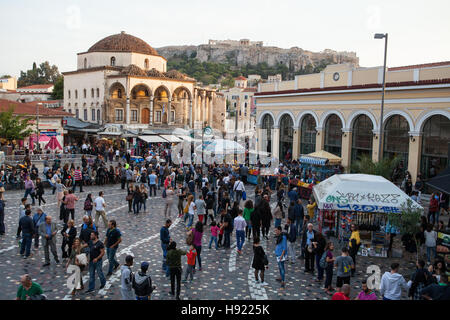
[300,114,316,154]
[68,90,71,99]
[84,58,87,69]
[75,109,79,118]
[383,115,409,166]
[117,89,122,99]
[97,109,101,123]
[75,90,78,99]
[96,88,100,98]
[83,109,88,121]
[420,115,450,179]
[91,88,94,98]
[83,89,86,98]
[351,115,373,162]
[279,114,294,160]
[324,114,343,156]
[110,56,116,66]
[261,114,273,153]
[144,59,149,69]
[92,109,96,121]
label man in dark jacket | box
[19,209,35,258]
[294,199,305,236]
[132,261,155,300]
[301,223,317,273]
[160,219,171,278]
[258,195,272,240]
[250,206,261,240]
[288,187,299,203]
[285,217,297,264]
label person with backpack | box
[120,255,135,300]
[334,247,354,292]
[285,217,297,264]
[166,241,186,300]
[252,237,268,285]
[409,259,433,300]
[132,261,155,300]
[274,226,287,289]
[84,194,93,217]
[233,177,245,204]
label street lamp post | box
[374,33,388,163]
[37,102,42,152]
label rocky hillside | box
[156,42,359,72]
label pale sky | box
[1,0,449,78]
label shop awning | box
[299,156,328,166]
[160,135,182,143]
[313,174,423,213]
[138,135,168,143]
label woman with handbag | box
[139,184,148,212]
[55,178,66,208]
[66,238,88,295]
[61,219,77,259]
[132,185,142,215]
[252,237,268,285]
[84,193,93,217]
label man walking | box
[39,216,59,266]
[73,166,83,193]
[160,219,172,277]
[19,208,35,259]
[334,247,354,292]
[285,217,297,264]
[63,190,79,222]
[105,219,122,277]
[234,209,247,254]
[148,170,158,197]
[94,191,108,229]
[32,207,47,249]
[120,255,135,300]
[132,261,155,300]
[86,231,106,293]
[294,199,304,237]
[233,177,245,204]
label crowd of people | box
[2,143,448,301]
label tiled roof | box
[243,87,257,92]
[388,61,450,71]
[0,99,72,117]
[235,76,247,80]
[17,84,53,90]
[254,78,450,96]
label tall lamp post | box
[36,102,42,152]
[374,33,388,162]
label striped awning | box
[299,156,328,166]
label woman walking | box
[139,184,148,212]
[83,193,93,217]
[324,242,335,295]
[132,185,142,215]
[188,221,204,271]
[35,177,46,206]
[66,238,87,295]
[55,178,66,208]
[126,184,134,213]
[273,200,284,228]
[61,219,77,259]
[164,186,175,218]
[252,237,268,285]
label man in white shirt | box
[94,191,108,229]
[233,177,246,204]
[234,209,247,254]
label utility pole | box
[374,33,388,162]
[37,102,42,152]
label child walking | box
[208,221,220,249]
[183,245,197,283]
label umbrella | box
[44,136,63,150]
[195,139,245,154]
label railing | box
[4,154,97,163]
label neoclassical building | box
[63,32,225,132]
[255,62,450,182]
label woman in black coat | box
[35,177,46,206]
[61,220,77,259]
[252,237,268,284]
[250,207,262,240]
[132,185,142,215]
[258,196,273,240]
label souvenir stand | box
[298,150,343,200]
[313,174,423,257]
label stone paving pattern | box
[0,184,417,300]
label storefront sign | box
[324,192,401,205]
[334,203,401,213]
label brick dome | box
[88,32,159,56]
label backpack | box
[319,251,328,269]
[84,199,93,211]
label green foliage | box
[18,61,61,87]
[51,76,64,100]
[0,105,33,142]
[350,155,401,180]
[387,199,423,259]
[167,55,335,86]
[1,75,11,78]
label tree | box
[350,155,401,180]
[18,61,61,87]
[0,105,33,143]
[387,199,423,261]
[51,76,64,100]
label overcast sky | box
[1,0,449,77]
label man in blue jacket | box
[274,226,287,289]
[294,199,304,236]
[160,219,172,277]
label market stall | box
[313,174,423,258]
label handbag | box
[126,194,133,201]
[242,190,247,201]
[262,254,269,266]
[76,253,88,266]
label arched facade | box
[279,114,294,161]
[300,114,317,155]
[351,114,373,162]
[324,114,343,156]
[383,114,410,167]
[261,113,274,153]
